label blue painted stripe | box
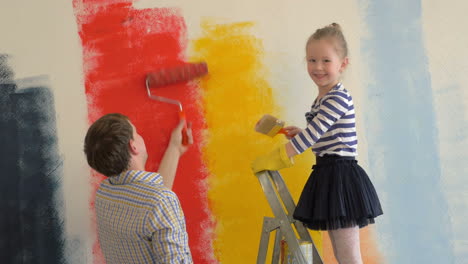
[360,0,453,262]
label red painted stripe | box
[73,1,214,263]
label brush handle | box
[179,110,189,145]
[278,128,288,135]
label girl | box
[252,23,383,264]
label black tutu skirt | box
[293,155,383,231]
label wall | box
[0,0,466,263]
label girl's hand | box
[283,126,303,139]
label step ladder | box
[256,170,324,264]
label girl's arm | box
[283,126,303,157]
[251,92,351,173]
[285,141,298,158]
[289,92,351,155]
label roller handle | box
[179,110,189,145]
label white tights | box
[328,226,363,264]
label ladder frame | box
[256,170,324,264]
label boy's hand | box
[169,120,193,155]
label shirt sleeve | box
[291,92,350,154]
[146,191,193,264]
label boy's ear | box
[129,139,138,155]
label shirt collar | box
[333,82,343,91]
[108,170,163,186]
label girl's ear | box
[129,139,138,155]
[340,57,349,72]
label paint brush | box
[255,114,288,137]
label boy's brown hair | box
[84,113,134,177]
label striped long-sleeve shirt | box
[95,170,193,264]
[291,83,358,157]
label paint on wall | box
[72,1,215,263]
[360,0,454,262]
[191,20,323,262]
[421,1,468,262]
[0,55,64,263]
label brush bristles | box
[255,114,285,137]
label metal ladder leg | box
[257,171,307,263]
[256,170,324,264]
[270,171,324,264]
[257,217,279,264]
[272,228,282,264]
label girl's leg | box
[328,226,363,264]
[328,231,339,262]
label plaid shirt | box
[95,170,193,264]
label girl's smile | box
[306,38,348,92]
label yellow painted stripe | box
[191,20,322,263]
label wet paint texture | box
[361,0,453,262]
[0,55,64,263]
[73,1,214,263]
[192,21,322,263]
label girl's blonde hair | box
[306,23,348,58]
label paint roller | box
[255,114,288,137]
[146,62,208,145]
